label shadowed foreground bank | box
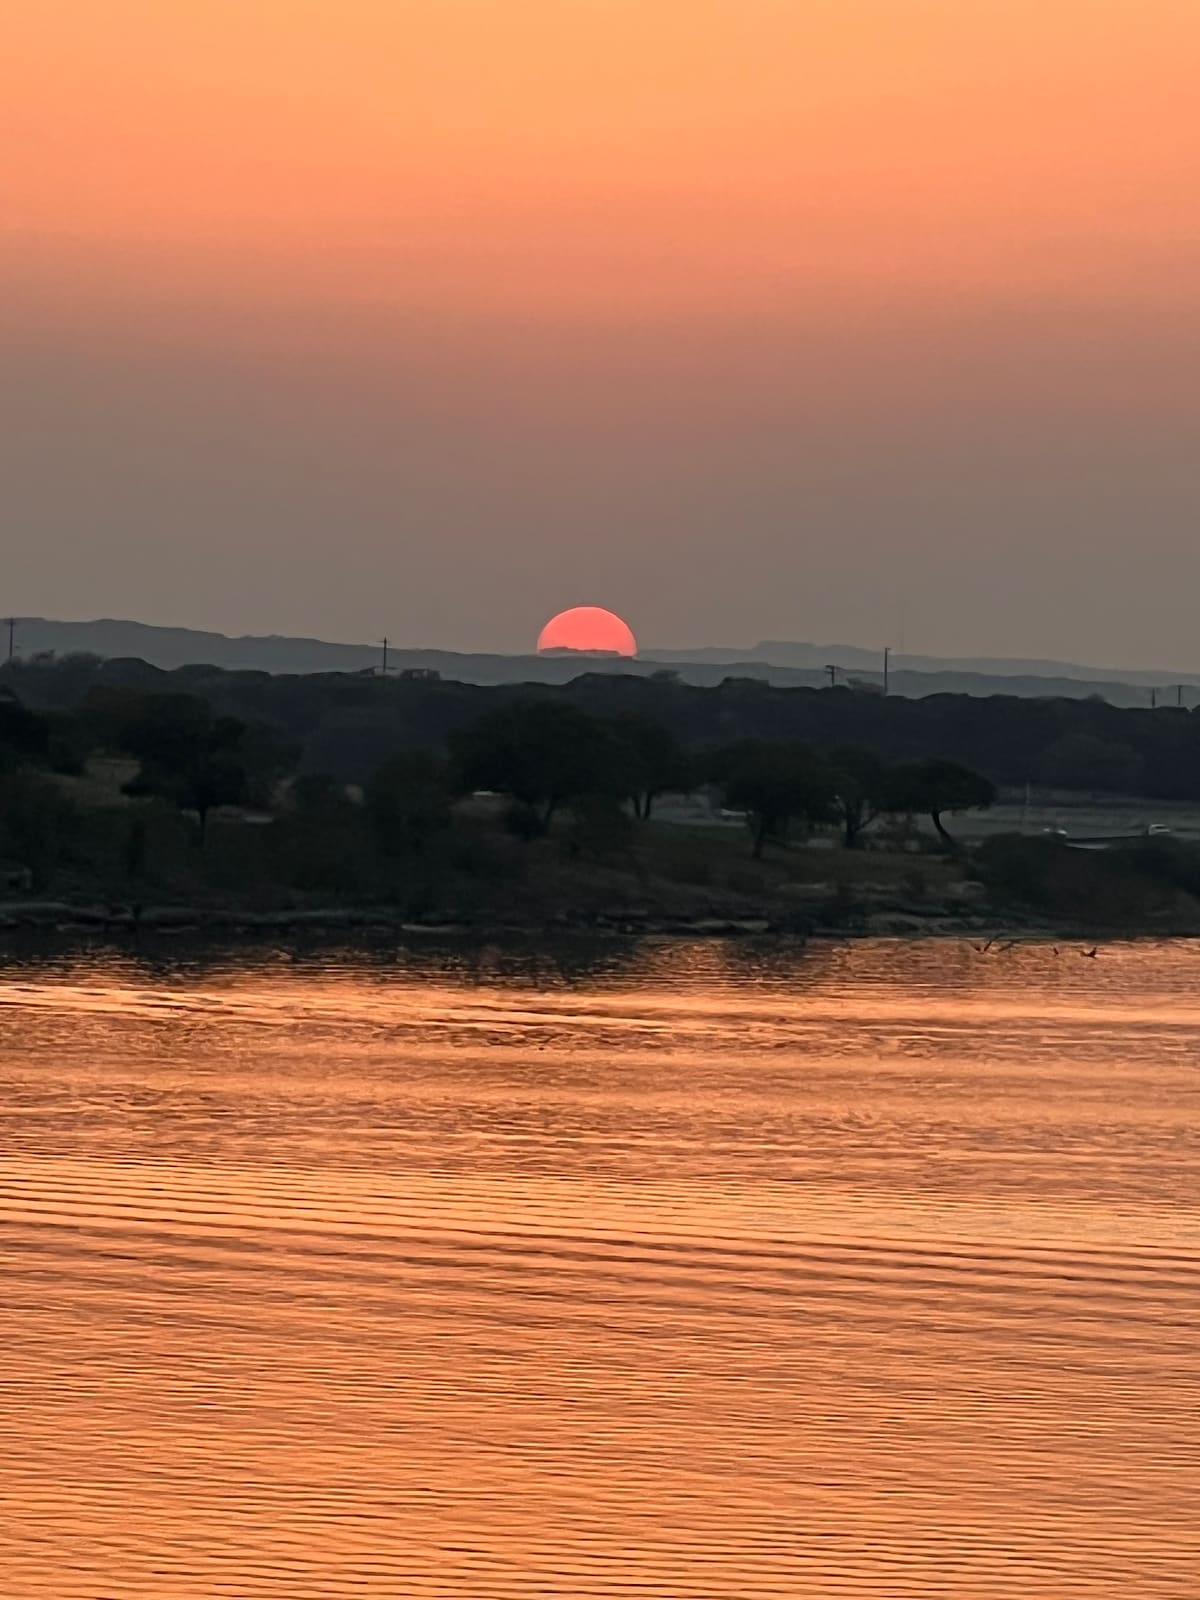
[7,819,1200,941]
[7,663,1200,938]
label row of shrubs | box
[2,688,1000,881]
[977,832,1200,927]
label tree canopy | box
[609,713,695,820]
[451,700,621,832]
[115,694,280,841]
[712,740,836,858]
[828,746,889,850]
[887,759,996,847]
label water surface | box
[2,937,1197,1597]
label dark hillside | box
[5,656,1200,798]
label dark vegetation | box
[974,833,1200,931]
[9,651,1200,795]
[4,651,1200,931]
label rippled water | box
[1,936,1197,1597]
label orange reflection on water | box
[1,938,1197,1597]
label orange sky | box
[7,0,1198,315]
[3,2,1199,661]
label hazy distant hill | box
[648,639,1188,689]
[6,618,381,675]
[5,617,1193,708]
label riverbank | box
[7,814,1200,942]
[0,885,1099,942]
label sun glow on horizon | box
[537,607,638,657]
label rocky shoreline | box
[0,889,1064,942]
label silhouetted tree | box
[610,713,695,820]
[887,758,995,848]
[119,696,251,844]
[452,700,616,834]
[829,746,888,849]
[713,740,836,858]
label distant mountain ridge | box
[5,617,381,675]
[3,617,1194,708]
[649,639,1191,687]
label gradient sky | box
[4,1,1198,664]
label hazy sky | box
[4,1,1198,664]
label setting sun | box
[537,606,637,656]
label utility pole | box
[883,646,890,697]
[5,617,14,664]
[824,663,838,689]
[1150,686,1158,710]
[380,637,389,677]
[1177,684,1185,709]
